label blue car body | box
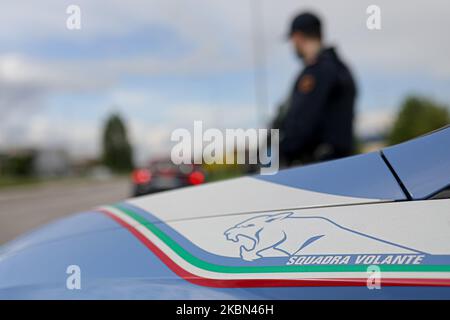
[1,127,449,299]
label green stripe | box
[112,204,450,274]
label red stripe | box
[100,209,450,288]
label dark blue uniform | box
[279,47,356,164]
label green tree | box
[388,96,449,145]
[102,113,134,173]
[4,153,35,176]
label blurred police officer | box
[276,12,356,166]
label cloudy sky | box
[1,0,450,163]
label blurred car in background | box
[131,158,206,196]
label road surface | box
[0,178,129,245]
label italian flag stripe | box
[98,206,450,288]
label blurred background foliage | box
[102,113,134,173]
[388,96,449,145]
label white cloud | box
[2,0,450,101]
[129,101,257,164]
[0,84,257,165]
[0,113,99,158]
[355,109,394,138]
[2,0,450,77]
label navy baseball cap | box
[288,12,322,39]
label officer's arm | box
[281,62,337,155]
